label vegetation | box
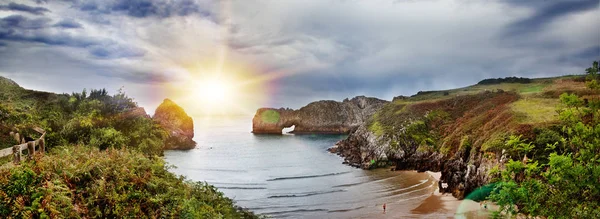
[489,61,600,218]
[510,97,560,124]
[365,62,600,217]
[0,147,257,218]
[0,79,258,218]
[478,76,532,85]
[0,83,166,156]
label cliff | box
[252,96,388,134]
[334,91,520,199]
[153,99,196,150]
[331,76,595,200]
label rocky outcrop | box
[334,124,500,199]
[333,91,521,199]
[252,96,388,134]
[153,99,196,150]
[122,107,151,119]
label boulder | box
[153,99,196,150]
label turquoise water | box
[164,116,436,218]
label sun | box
[189,76,244,115]
[197,79,230,103]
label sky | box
[0,0,598,115]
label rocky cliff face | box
[252,96,388,134]
[153,99,196,150]
[333,91,522,199]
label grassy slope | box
[397,76,593,125]
[372,75,600,158]
[0,77,52,149]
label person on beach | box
[383,203,386,214]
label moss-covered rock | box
[153,99,196,150]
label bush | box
[0,147,259,218]
[89,127,128,150]
[478,77,532,85]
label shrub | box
[89,127,128,150]
[0,147,258,218]
[477,77,532,85]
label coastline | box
[408,171,497,218]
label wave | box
[217,186,267,190]
[180,168,248,173]
[266,171,350,181]
[376,177,431,195]
[332,181,367,188]
[268,189,346,198]
[380,181,436,199]
[327,206,365,213]
[206,182,267,186]
[264,208,329,216]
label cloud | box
[89,44,146,59]
[0,0,598,111]
[0,13,145,59]
[503,0,598,36]
[0,15,96,47]
[0,15,51,29]
[64,0,215,20]
[0,2,50,15]
[558,45,600,67]
[54,19,82,29]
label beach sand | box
[364,171,498,219]
[409,171,498,218]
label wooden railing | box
[0,128,46,164]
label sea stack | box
[252,96,388,134]
[153,98,196,150]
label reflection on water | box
[164,116,435,218]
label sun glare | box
[195,78,233,106]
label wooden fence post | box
[27,141,35,160]
[12,145,21,164]
[39,137,45,154]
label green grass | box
[396,79,556,104]
[510,97,560,124]
[519,84,547,93]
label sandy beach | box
[363,171,498,219]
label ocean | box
[164,116,438,218]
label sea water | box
[164,116,436,218]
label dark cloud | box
[65,0,215,20]
[54,19,82,29]
[0,15,94,47]
[0,15,144,60]
[0,15,51,29]
[558,46,600,67]
[504,0,598,36]
[0,2,50,15]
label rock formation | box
[153,99,196,150]
[252,96,388,134]
[333,91,521,199]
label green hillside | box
[361,61,600,217]
[0,77,258,218]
